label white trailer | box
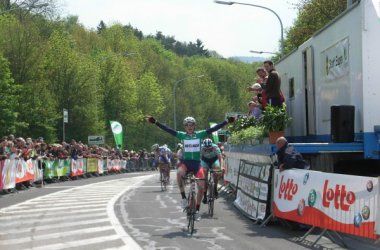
[276,0,380,172]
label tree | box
[131,72,165,148]
[284,0,347,54]
[0,55,21,135]
[97,20,106,34]
[18,78,59,142]
[0,13,45,84]
[176,73,231,129]
[44,30,103,142]
[96,52,139,147]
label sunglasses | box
[185,123,195,127]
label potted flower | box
[261,103,292,144]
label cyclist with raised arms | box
[145,115,235,217]
[200,138,223,204]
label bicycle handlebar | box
[181,173,206,181]
[209,169,223,173]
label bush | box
[261,103,292,132]
[228,115,261,133]
[229,125,266,145]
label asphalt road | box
[0,171,378,250]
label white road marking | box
[0,175,153,250]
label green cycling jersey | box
[176,130,208,161]
[151,118,229,162]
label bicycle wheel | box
[163,173,167,191]
[160,172,165,191]
[188,212,195,235]
[208,180,214,217]
[187,193,196,235]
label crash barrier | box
[0,158,154,192]
[224,146,380,243]
[232,158,272,221]
[273,169,380,240]
[224,146,274,221]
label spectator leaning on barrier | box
[275,137,309,172]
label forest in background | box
[0,0,347,149]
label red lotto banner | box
[272,169,380,239]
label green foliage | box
[228,115,261,133]
[229,126,266,145]
[0,55,21,135]
[153,31,209,57]
[284,0,347,54]
[0,7,287,150]
[261,104,292,132]
[17,79,59,143]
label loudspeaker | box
[331,105,355,142]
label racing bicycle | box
[159,164,170,191]
[207,168,223,217]
[182,172,204,236]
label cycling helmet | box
[177,143,183,149]
[202,138,213,148]
[151,144,159,151]
[183,116,196,125]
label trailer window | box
[289,77,295,99]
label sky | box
[61,0,300,58]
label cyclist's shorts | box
[159,163,170,171]
[201,156,220,170]
[179,160,205,179]
[158,156,170,164]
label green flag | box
[110,121,123,149]
[209,122,219,143]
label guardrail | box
[223,144,380,245]
[0,158,155,192]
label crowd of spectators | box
[246,66,267,120]
[246,60,284,119]
[0,134,157,165]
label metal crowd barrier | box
[0,157,156,192]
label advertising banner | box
[87,158,98,173]
[71,158,84,177]
[234,160,272,220]
[273,169,379,239]
[15,159,34,183]
[110,121,123,149]
[0,160,3,191]
[1,159,16,189]
[56,159,70,177]
[321,37,349,81]
[33,160,43,182]
[43,159,55,178]
[224,154,240,186]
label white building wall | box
[277,3,365,136]
[362,0,380,133]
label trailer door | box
[303,47,316,135]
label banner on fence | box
[97,159,104,174]
[234,159,272,221]
[15,159,34,183]
[0,160,3,191]
[2,159,16,189]
[71,159,84,177]
[87,158,98,173]
[273,169,380,239]
[224,154,240,186]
